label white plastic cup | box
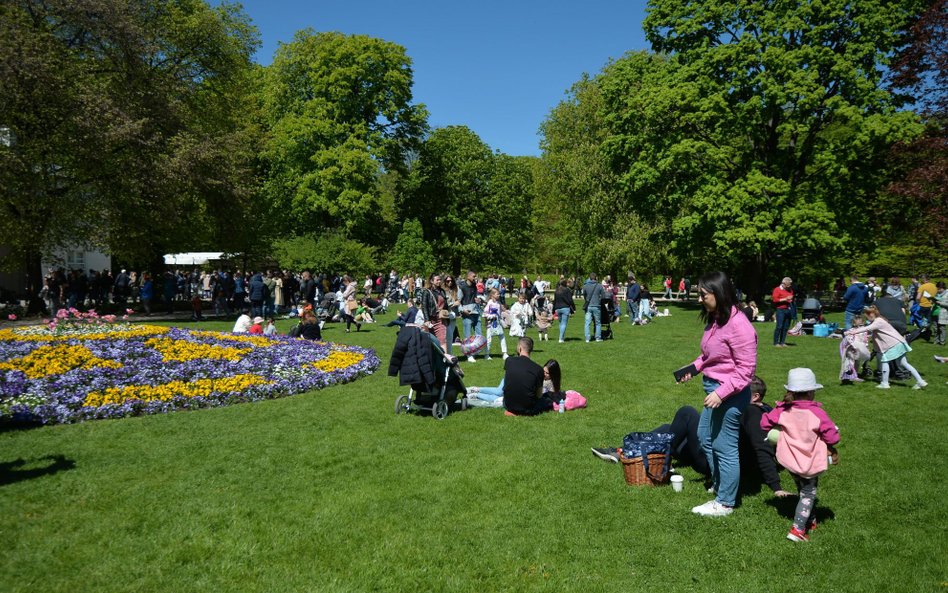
[670,474,684,492]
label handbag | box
[438,309,451,320]
[620,432,673,485]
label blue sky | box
[230,0,651,156]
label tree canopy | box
[538,0,931,293]
[0,0,261,270]
[260,30,428,245]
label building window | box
[66,250,85,270]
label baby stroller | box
[800,297,824,335]
[389,326,468,419]
[316,293,339,322]
[599,296,615,340]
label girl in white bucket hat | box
[761,368,840,543]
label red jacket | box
[772,286,793,309]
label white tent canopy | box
[163,252,224,266]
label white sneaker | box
[558,339,564,343]
[467,356,476,363]
[876,383,890,389]
[691,500,733,517]
[502,354,509,360]
[485,356,492,361]
[912,380,928,390]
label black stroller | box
[800,298,824,335]
[316,293,340,322]
[599,296,616,340]
[389,326,468,419]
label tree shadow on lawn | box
[765,495,836,526]
[0,455,76,486]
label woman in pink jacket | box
[679,271,758,517]
[845,305,927,389]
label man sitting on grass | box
[503,337,555,416]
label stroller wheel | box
[432,400,449,420]
[395,395,409,415]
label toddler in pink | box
[761,368,840,542]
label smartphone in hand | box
[673,363,698,383]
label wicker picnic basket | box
[620,452,671,486]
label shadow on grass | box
[0,455,75,486]
[765,496,836,525]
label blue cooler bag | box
[620,432,673,486]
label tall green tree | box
[261,30,428,245]
[874,0,948,274]
[486,154,535,270]
[272,232,377,276]
[602,0,927,295]
[0,0,260,304]
[536,72,671,278]
[388,219,436,277]
[400,126,494,274]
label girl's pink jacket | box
[691,307,758,400]
[761,400,840,477]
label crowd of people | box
[33,263,943,543]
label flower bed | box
[0,324,379,424]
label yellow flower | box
[190,331,274,348]
[0,324,169,342]
[83,374,270,407]
[145,337,248,362]
[311,351,365,372]
[0,344,122,379]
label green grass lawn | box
[1,304,946,593]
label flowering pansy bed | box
[0,324,379,424]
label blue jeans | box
[774,308,790,345]
[697,378,750,507]
[556,307,571,341]
[627,300,639,322]
[639,299,652,320]
[471,379,504,402]
[446,318,457,354]
[462,313,482,340]
[584,306,601,341]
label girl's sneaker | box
[912,380,928,390]
[787,527,810,542]
[876,383,890,389]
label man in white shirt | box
[232,309,252,333]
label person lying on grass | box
[593,374,790,497]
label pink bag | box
[553,390,587,412]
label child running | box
[845,305,927,389]
[483,289,508,361]
[760,368,840,542]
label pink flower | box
[126,309,134,315]
[6,314,16,320]
[56,309,69,319]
